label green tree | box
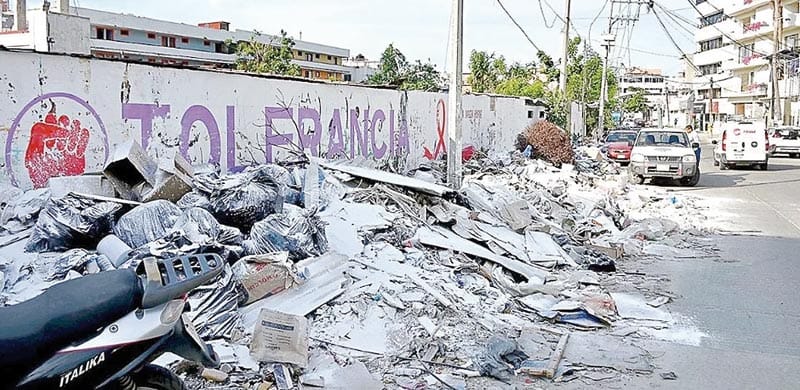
[536,50,560,82]
[367,44,442,90]
[622,88,647,114]
[467,50,507,93]
[368,44,408,85]
[233,30,301,76]
[495,77,546,99]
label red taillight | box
[766,132,770,151]
[722,131,727,152]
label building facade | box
[619,67,667,123]
[692,0,800,129]
[0,2,351,81]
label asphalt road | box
[638,137,800,389]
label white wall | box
[0,50,539,189]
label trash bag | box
[200,166,286,232]
[217,224,243,246]
[1,188,51,232]
[114,200,182,248]
[177,192,211,210]
[172,207,220,245]
[242,205,328,261]
[46,249,109,281]
[474,336,530,381]
[188,264,243,340]
[25,194,122,252]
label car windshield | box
[606,132,637,143]
[635,131,689,147]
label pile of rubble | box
[0,142,715,388]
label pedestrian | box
[685,125,701,163]
[674,118,678,127]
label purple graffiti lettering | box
[327,109,345,158]
[369,109,387,159]
[226,105,246,173]
[122,103,170,150]
[298,107,322,157]
[349,108,368,158]
[265,107,293,163]
[396,112,410,156]
[180,105,221,164]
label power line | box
[537,0,556,29]
[495,0,543,52]
[652,6,699,71]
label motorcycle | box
[0,253,224,389]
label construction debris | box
[0,140,718,388]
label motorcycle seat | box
[0,269,143,381]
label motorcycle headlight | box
[682,155,696,163]
[631,153,645,162]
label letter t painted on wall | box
[121,103,170,150]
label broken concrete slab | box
[611,292,673,322]
[141,151,194,203]
[47,174,115,198]
[103,140,157,201]
[563,333,652,372]
[415,226,548,285]
[318,159,456,197]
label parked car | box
[628,130,700,186]
[601,130,638,164]
[712,121,769,170]
[768,126,800,158]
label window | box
[698,62,721,75]
[528,111,534,119]
[344,74,352,82]
[148,58,156,63]
[162,36,176,48]
[147,32,156,39]
[120,29,129,36]
[95,27,113,40]
[786,34,800,50]
[297,50,303,56]
[314,71,320,77]
[315,53,320,59]
[700,10,725,27]
[306,53,313,61]
[181,37,189,44]
[539,111,545,119]
[204,40,211,46]
[739,43,756,63]
[699,37,723,52]
[327,55,332,60]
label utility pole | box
[598,4,615,138]
[665,86,671,127]
[446,0,463,189]
[708,76,714,132]
[560,0,572,133]
[771,0,783,125]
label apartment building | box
[0,1,351,81]
[691,0,800,128]
[725,0,800,125]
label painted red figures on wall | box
[24,107,90,188]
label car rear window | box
[774,128,799,138]
[606,132,637,143]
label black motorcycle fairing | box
[0,269,143,384]
[14,337,163,390]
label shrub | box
[516,121,574,165]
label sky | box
[75,0,698,76]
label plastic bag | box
[113,200,182,248]
[242,205,328,261]
[474,336,530,381]
[188,264,243,340]
[1,188,51,231]
[26,194,122,252]
[176,192,211,210]
[46,249,110,281]
[172,207,220,245]
[201,166,287,232]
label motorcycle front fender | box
[159,314,220,368]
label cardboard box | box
[142,151,194,203]
[103,140,157,201]
[47,173,116,198]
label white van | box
[712,121,769,170]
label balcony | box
[90,38,235,63]
[725,83,768,98]
[727,0,771,18]
[730,19,772,42]
[724,54,769,71]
